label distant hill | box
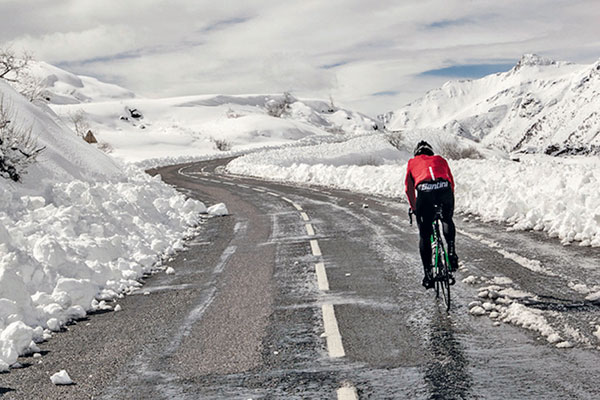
[385,54,600,155]
[25,61,136,104]
[35,62,380,163]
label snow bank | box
[227,135,410,193]
[454,156,600,246]
[0,166,205,370]
[226,135,600,247]
[0,81,206,370]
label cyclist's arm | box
[405,163,417,211]
[442,157,455,191]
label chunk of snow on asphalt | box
[585,291,600,302]
[50,370,73,385]
[568,282,591,294]
[114,304,122,312]
[594,326,600,342]
[165,267,175,275]
[496,249,556,276]
[468,301,482,309]
[555,341,573,349]
[502,303,562,344]
[489,277,513,285]
[469,306,486,316]
[497,288,533,299]
[207,203,229,216]
[462,275,478,284]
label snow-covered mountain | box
[385,54,600,155]
[25,61,136,104]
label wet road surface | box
[2,157,600,399]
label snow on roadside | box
[0,81,208,370]
[226,136,600,247]
[227,135,410,195]
[0,165,206,370]
[453,156,600,247]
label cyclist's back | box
[405,141,458,289]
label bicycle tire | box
[440,258,451,311]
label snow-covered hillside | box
[19,62,379,164]
[0,80,207,370]
[385,54,600,155]
[25,61,136,104]
[49,93,379,163]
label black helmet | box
[414,140,434,156]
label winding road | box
[2,157,600,399]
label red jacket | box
[405,155,455,211]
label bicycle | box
[409,205,454,311]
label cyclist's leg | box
[439,187,458,271]
[416,190,434,287]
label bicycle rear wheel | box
[440,258,451,311]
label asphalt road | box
[2,157,600,399]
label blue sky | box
[2,0,600,116]
[421,63,517,78]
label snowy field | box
[37,57,378,164]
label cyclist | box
[405,141,458,289]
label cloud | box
[9,26,137,63]
[1,0,600,116]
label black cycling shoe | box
[448,253,459,272]
[422,276,435,290]
[448,274,456,286]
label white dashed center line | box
[310,239,322,256]
[322,304,345,358]
[337,386,359,400]
[267,192,280,197]
[300,212,310,221]
[252,187,266,193]
[315,262,329,291]
[305,223,315,236]
[292,203,303,211]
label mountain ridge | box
[385,54,600,155]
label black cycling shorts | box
[415,179,454,228]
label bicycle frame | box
[431,206,451,310]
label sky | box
[2,0,600,116]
